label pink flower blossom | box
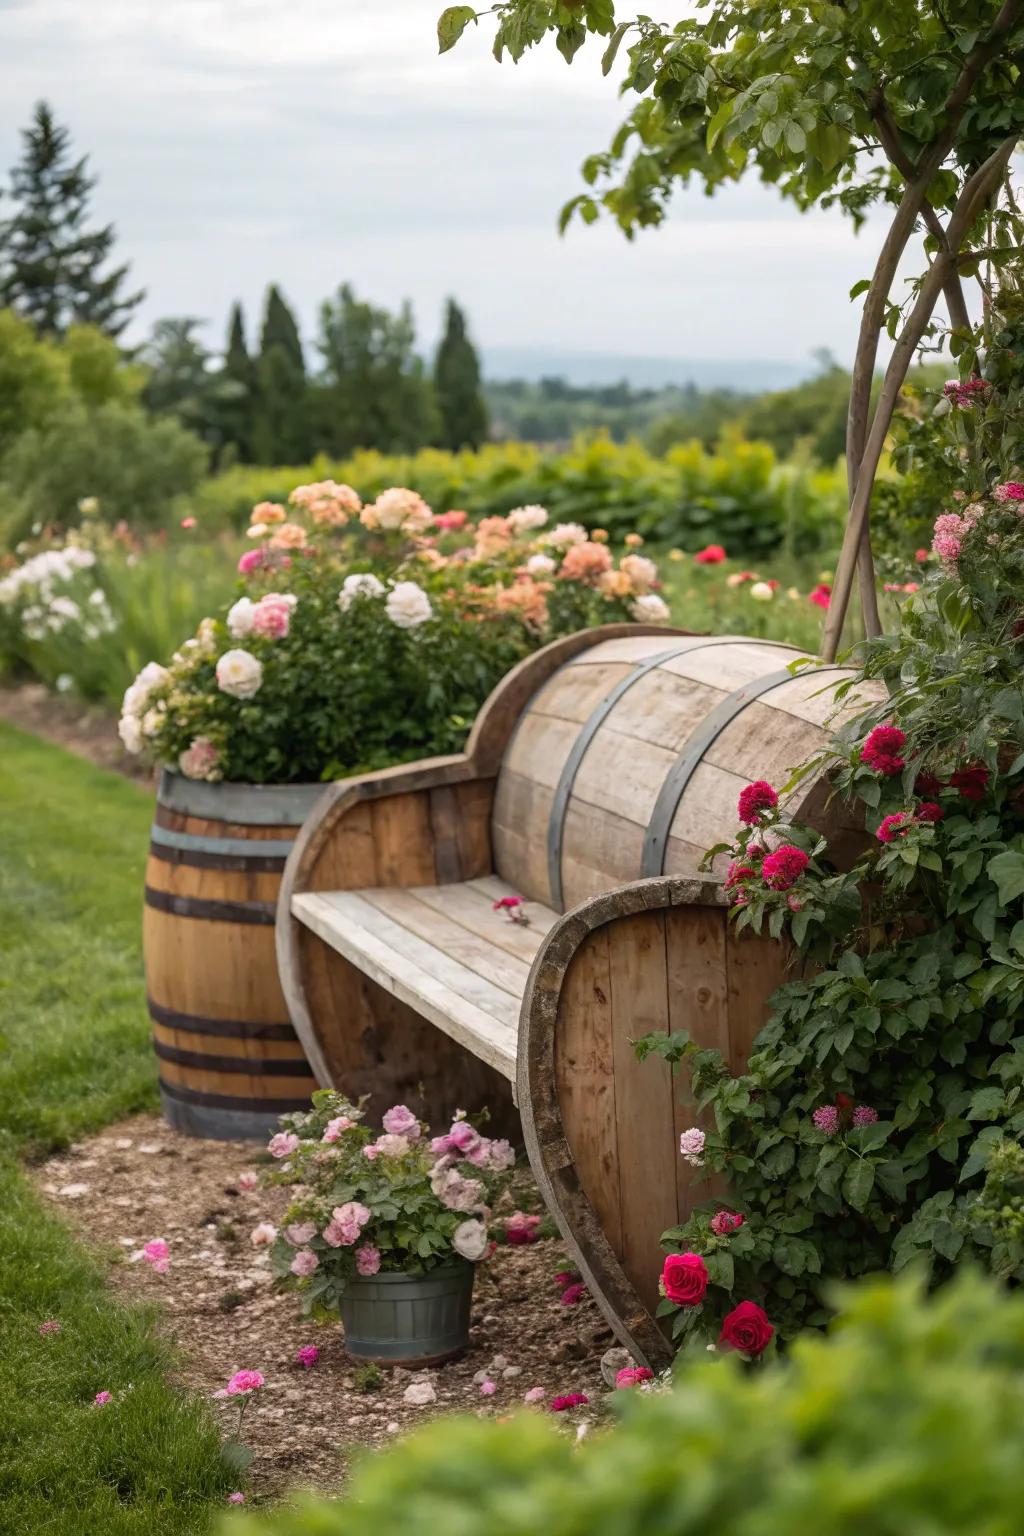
[915,548,929,562]
[678,1127,706,1166]
[180,515,197,530]
[228,1492,246,1505]
[860,723,907,776]
[524,1386,547,1403]
[693,544,726,564]
[430,1164,485,1212]
[38,1320,60,1335]
[615,1367,654,1388]
[877,812,911,843]
[808,583,832,609]
[284,1222,317,1247]
[813,1105,840,1136]
[237,548,266,576]
[852,1105,879,1127]
[374,1133,412,1158]
[361,1145,380,1161]
[94,1391,112,1406]
[434,509,468,530]
[483,1138,515,1172]
[710,1210,745,1236]
[916,801,945,823]
[268,1132,299,1160]
[321,1115,354,1142]
[295,1345,320,1369]
[762,846,809,890]
[993,481,1024,503]
[249,1222,277,1248]
[250,594,294,639]
[142,1238,170,1274]
[479,1380,497,1396]
[290,1249,319,1277]
[549,1393,589,1411]
[225,1370,264,1396]
[737,780,778,825]
[560,1282,586,1307]
[554,1271,581,1292]
[356,1243,381,1276]
[382,1104,421,1139]
[505,1211,542,1245]
[237,1171,258,1193]
[932,532,962,563]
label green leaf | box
[706,98,735,151]
[784,121,806,153]
[437,5,476,53]
[601,21,630,75]
[843,1159,876,1211]
[989,851,1024,905]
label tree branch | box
[824,134,1019,660]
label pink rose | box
[333,1202,371,1230]
[237,548,266,575]
[718,1301,774,1357]
[356,1243,381,1276]
[251,594,294,639]
[615,1366,654,1388]
[505,1211,542,1245]
[268,1132,299,1160]
[178,736,220,782]
[321,1115,354,1142]
[284,1222,317,1247]
[94,1391,113,1406]
[249,1222,277,1248]
[382,1104,421,1139]
[295,1345,320,1369]
[225,1369,264,1395]
[710,1211,745,1237]
[142,1238,170,1274]
[290,1248,319,1277]
[660,1252,709,1307]
[446,1120,481,1156]
[236,1171,258,1193]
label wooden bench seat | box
[292,878,558,1093]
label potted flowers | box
[263,1091,516,1365]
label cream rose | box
[452,1218,489,1261]
[338,573,386,612]
[227,597,256,638]
[216,648,263,698]
[630,593,671,623]
[385,581,432,629]
[507,504,549,534]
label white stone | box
[403,1381,437,1407]
[58,1183,90,1198]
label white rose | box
[749,582,775,602]
[216,648,264,699]
[122,661,169,718]
[452,1217,489,1261]
[525,553,556,576]
[338,573,386,612]
[141,705,166,739]
[385,581,432,629]
[227,597,256,638]
[118,712,144,754]
[507,504,549,534]
[545,522,588,550]
[630,594,671,624]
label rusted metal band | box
[152,1038,314,1076]
[640,664,800,877]
[546,637,797,909]
[158,1078,315,1114]
[147,997,298,1043]
[144,886,277,925]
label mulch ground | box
[0,684,152,784]
[35,1114,618,1501]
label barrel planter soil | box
[339,1263,474,1366]
[144,771,324,1140]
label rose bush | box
[637,438,1024,1347]
[115,481,672,783]
[256,1091,515,1312]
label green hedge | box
[227,1270,1024,1534]
[192,434,847,558]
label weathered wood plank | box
[356,887,533,999]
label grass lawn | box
[0,722,238,1533]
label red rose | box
[660,1252,709,1306]
[718,1300,774,1357]
[950,764,990,801]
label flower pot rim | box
[346,1260,473,1286]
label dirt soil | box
[36,1114,614,1501]
[0,684,153,785]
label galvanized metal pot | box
[340,1262,475,1366]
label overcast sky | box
[1,0,931,376]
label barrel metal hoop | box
[640,663,801,877]
[148,843,290,874]
[150,823,295,859]
[147,997,297,1042]
[144,885,277,925]
[152,1037,313,1076]
[157,769,325,826]
[158,1077,315,1114]
[546,637,799,910]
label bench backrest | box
[491,631,871,913]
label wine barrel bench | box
[278,626,879,1360]
[145,774,322,1140]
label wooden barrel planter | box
[144,772,324,1140]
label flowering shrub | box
[636,455,1024,1345]
[259,1091,515,1311]
[115,482,670,783]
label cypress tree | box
[252,285,310,463]
[0,101,144,338]
[219,301,256,462]
[433,298,488,450]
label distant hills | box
[480,346,814,391]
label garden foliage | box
[226,1270,1024,1535]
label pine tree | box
[252,285,310,463]
[433,298,488,450]
[219,301,255,462]
[0,102,144,338]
